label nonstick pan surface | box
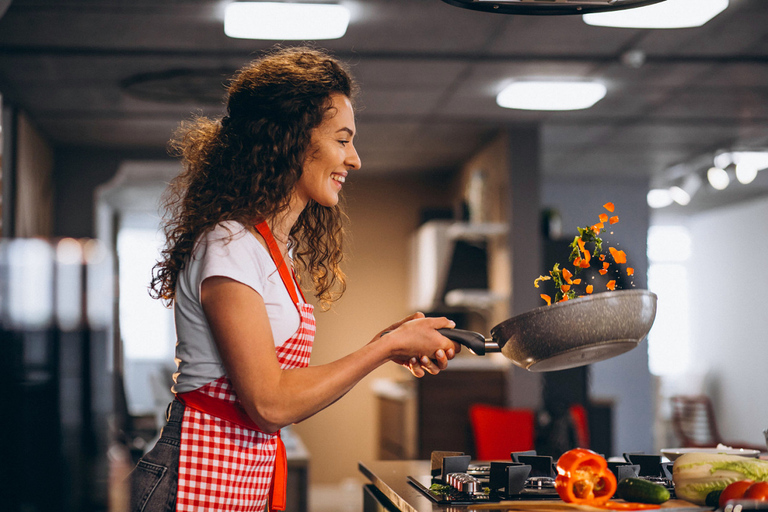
[439,289,657,372]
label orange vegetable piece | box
[607,280,616,291]
[599,213,608,223]
[597,502,660,510]
[561,284,571,293]
[586,284,594,294]
[541,294,552,306]
[609,216,619,224]
[599,269,608,275]
[580,260,591,269]
[562,268,573,284]
[577,238,586,252]
[609,247,627,264]
[627,267,634,276]
[603,262,610,270]
[583,249,591,263]
[591,223,603,234]
[558,296,569,303]
[573,257,582,267]
[555,448,617,506]
[599,254,606,261]
[572,279,582,285]
[603,202,615,213]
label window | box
[116,214,174,361]
[647,225,691,376]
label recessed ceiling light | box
[583,0,728,29]
[496,81,607,111]
[224,2,350,40]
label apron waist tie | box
[176,390,287,512]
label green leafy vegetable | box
[672,452,768,505]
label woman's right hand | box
[377,312,461,377]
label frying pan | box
[438,289,657,372]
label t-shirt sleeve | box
[195,224,268,298]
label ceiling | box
[1,0,768,210]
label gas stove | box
[408,451,675,506]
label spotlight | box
[647,188,674,209]
[707,166,730,190]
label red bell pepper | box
[555,448,617,506]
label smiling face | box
[293,93,361,209]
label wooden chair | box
[670,395,764,451]
[469,404,535,461]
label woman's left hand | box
[376,312,459,377]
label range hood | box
[440,0,666,15]
[409,221,508,312]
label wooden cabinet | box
[416,369,508,459]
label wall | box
[541,176,654,456]
[686,196,768,446]
[53,147,169,238]
[291,173,453,485]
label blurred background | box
[1,1,767,511]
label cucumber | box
[616,478,671,504]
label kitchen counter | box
[358,460,709,512]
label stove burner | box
[408,450,677,506]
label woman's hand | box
[376,312,461,377]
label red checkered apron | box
[175,221,315,512]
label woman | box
[129,46,460,512]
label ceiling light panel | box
[583,0,729,29]
[224,2,350,40]
[496,81,607,111]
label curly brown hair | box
[150,46,357,308]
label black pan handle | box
[437,328,487,356]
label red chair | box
[469,404,535,461]
[569,404,590,449]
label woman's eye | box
[339,140,349,146]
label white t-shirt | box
[172,220,301,394]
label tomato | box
[719,480,754,508]
[744,482,768,501]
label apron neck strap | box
[253,221,305,305]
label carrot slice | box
[604,202,615,212]
[627,267,634,276]
[609,216,619,224]
[541,294,552,306]
[586,284,594,294]
[607,280,616,290]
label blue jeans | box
[128,401,183,512]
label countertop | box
[358,460,710,512]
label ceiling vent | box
[440,0,666,15]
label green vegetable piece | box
[705,489,722,508]
[616,477,671,504]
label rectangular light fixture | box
[583,0,728,29]
[224,2,350,40]
[496,80,607,111]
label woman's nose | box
[347,145,361,170]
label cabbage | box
[672,452,768,505]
